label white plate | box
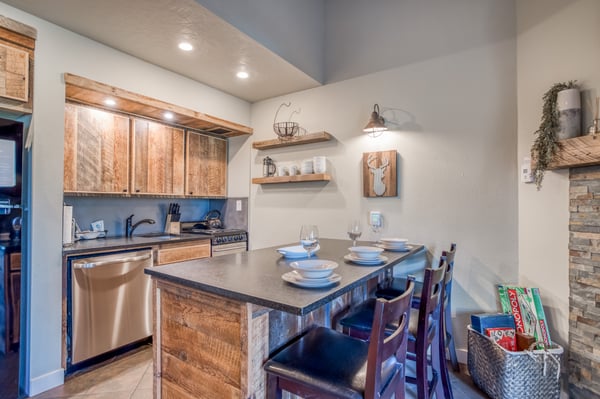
[344,254,388,265]
[277,244,320,259]
[376,243,410,252]
[75,231,106,240]
[282,271,341,288]
[380,237,408,244]
[289,259,338,279]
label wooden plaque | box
[362,150,397,197]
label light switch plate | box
[369,211,382,228]
[236,200,242,211]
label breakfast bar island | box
[145,238,423,399]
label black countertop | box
[145,238,424,315]
[62,233,210,256]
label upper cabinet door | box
[186,131,227,197]
[64,103,130,194]
[132,119,185,196]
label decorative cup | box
[278,166,289,176]
[313,156,326,174]
[289,165,298,175]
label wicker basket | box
[467,325,562,399]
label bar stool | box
[377,244,459,372]
[263,280,415,399]
[339,263,449,399]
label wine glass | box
[347,220,362,247]
[299,225,319,258]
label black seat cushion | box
[376,278,423,301]
[264,326,400,399]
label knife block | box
[164,214,181,235]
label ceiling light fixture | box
[363,104,387,137]
[178,42,193,51]
[236,71,249,79]
[163,112,174,120]
[104,98,116,106]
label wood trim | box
[252,131,333,150]
[0,16,37,41]
[64,73,253,138]
[252,173,331,184]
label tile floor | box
[32,345,487,399]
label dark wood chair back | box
[414,261,447,358]
[366,279,415,399]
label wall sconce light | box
[363,104,387,137]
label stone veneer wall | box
[568,165,600,398]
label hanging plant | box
[531,80,578,189]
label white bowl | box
[289,259,338,279]
[348,246,384,260]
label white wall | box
[0,3,251,395]
[517,0,600,349]
[249,4,518,360]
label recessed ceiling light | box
[178,42,193,51]
[164,112,174,120]
[236,71,249,79]
[104,98,116,106]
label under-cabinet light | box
[163,112,174,120]
[104,98,116,106]
[236,71,249,79]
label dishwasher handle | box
[73,252,152,269]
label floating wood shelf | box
[252,174,331,184]
[64,73,253,138]
[545,134,600,170]
[252,131,333,150]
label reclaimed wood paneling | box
[0,43,28,102]
[185,131,227,197]
[362,150,398,197]
[63,103,130,194]
[0,17,36,114]
[154,241,210,265]
[132,119,185,195]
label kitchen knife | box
[168,203,173,215]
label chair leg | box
[266,373,282,399]
[415,340,429,399]
[444,297,460,372]
[437,321,454,399]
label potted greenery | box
[531,80,578,189]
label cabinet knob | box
[189,191,193,195]
[136,189,140,193]
[123,189,127,192]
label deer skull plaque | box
[362,150,397,197]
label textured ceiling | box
[2,0,320,102]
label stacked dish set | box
[344,246,388,265]
[281,259,341,288]
[376,238,410,252]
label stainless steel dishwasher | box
[69,249,153,368]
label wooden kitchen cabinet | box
[64,103,130,194]
[154,240,210,265]
[131,119,185,196]
[185,131,227,197]
[0,16,36,114]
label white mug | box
[289,165,298,175]
[313,156,326,174]
[278,166,289,176]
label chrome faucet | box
[125,214,156,237]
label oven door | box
[211,241,247,257]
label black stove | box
[181,222,248,246]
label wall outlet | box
[369,211,382,228]
[521,157,534,183]
[236,200,242,211]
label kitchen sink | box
[134,232,176,239]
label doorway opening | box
[0,115,30,399]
